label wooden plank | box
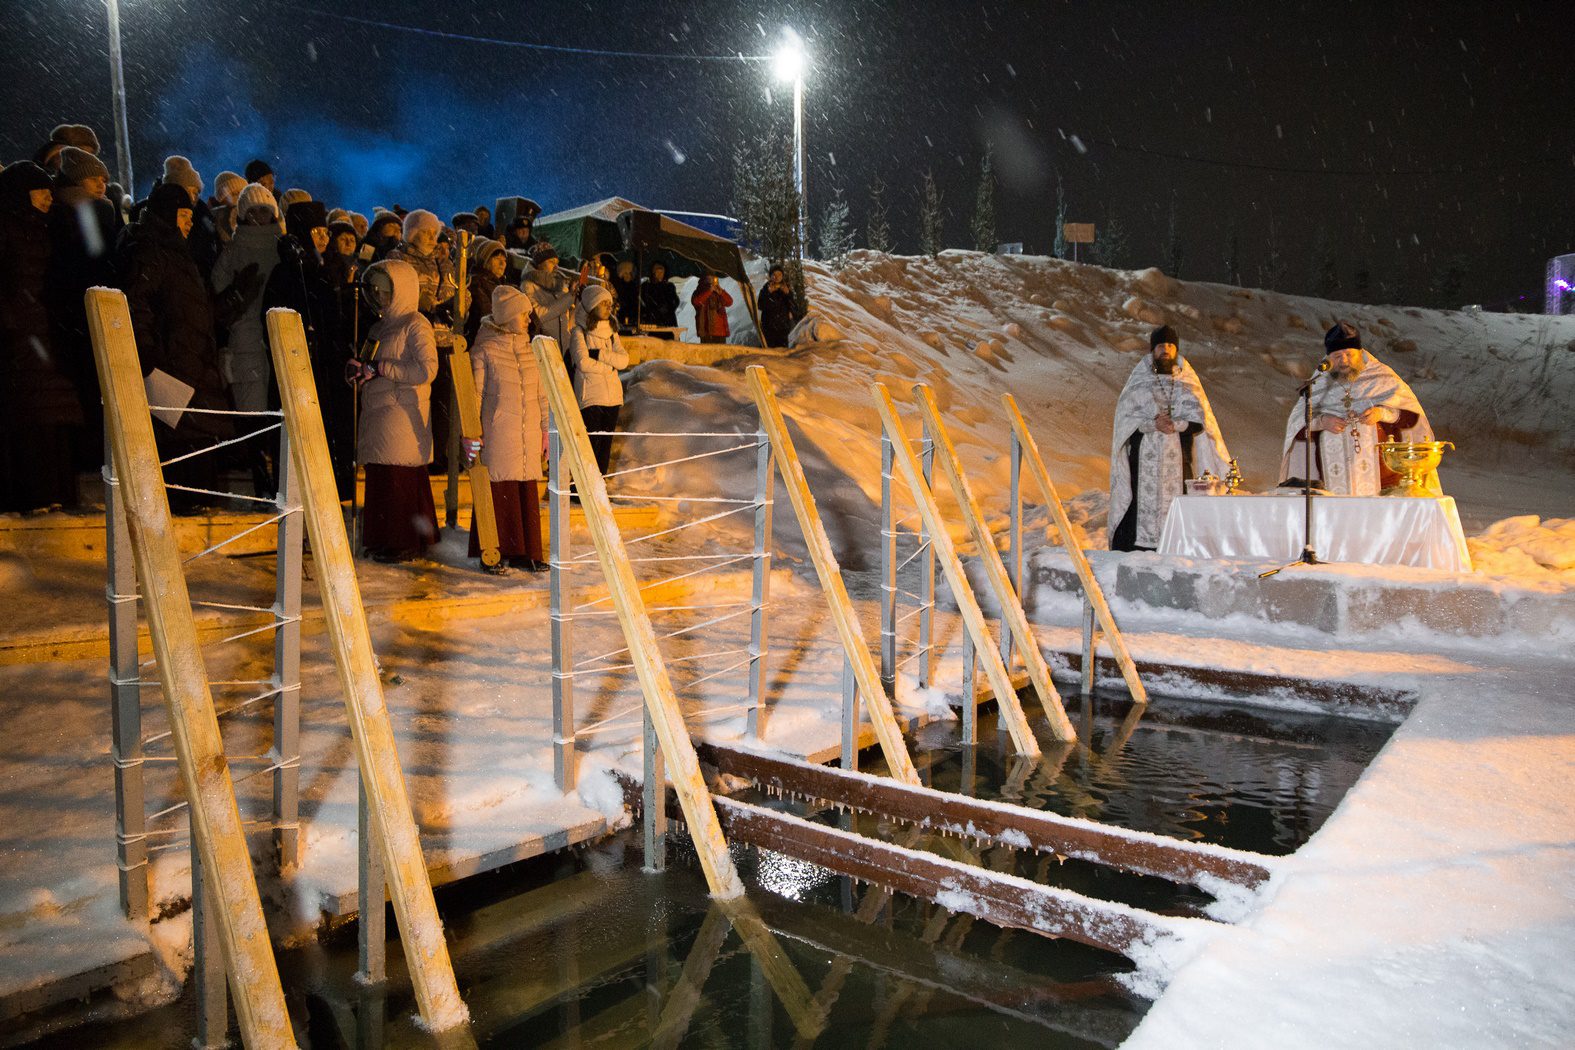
[717,897,825,1039]
[448,342,501,567]
[912,385,1075,741]
[704,796,1201,958]
[533,334,744,900]
[85,288,296,1048]
[700,744,1275,889]
[265,308,469,1032]
[1003,394,1149,706]
[870,383,1041,758]
[744,365,920,785]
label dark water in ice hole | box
[23,692,1395,1049]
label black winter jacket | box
[0,198,81,426]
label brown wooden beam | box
[700,744,1274,890]
[700,797,1207,959]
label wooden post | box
[878,431,897,694]
[357,779,387,985]
[85,288,295,1048]
[535,335,744,899]
[449,340,502,568]
[745,366,920,786]
[913,385,1075,741]
[266,308,469,1031]
[870,384,1041,758]
[1001,394,1148,706]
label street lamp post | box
[106,0,135,191]
[773,30,807,252]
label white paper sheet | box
[143,369,195,429]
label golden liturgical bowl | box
[1379,440,1454,497]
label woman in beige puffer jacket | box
[567,284,629,475]
[356,259,439,561]
[468,285,548,569]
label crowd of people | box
[0,122,806,576]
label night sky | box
[2,1,1568,307]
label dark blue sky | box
[2,1,1568,306]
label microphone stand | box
[1260,361,1331,579]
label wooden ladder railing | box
[86,288,297,1049]
[267,308,470,1033]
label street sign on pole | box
[1064,223,1095,263]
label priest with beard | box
[1108,325,1232,551]
[1280,321,1435,495]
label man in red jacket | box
[690,271,733,343]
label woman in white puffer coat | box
[566,284,629,475]
[354,259,439,561]
[468,285,548,571]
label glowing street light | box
[773,29,808,252]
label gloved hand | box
[345,360,378,387]
[463,437,482,465]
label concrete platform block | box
[1115,562,1200,612]
[1256,574,1342,634]
[1345,584,1505,637]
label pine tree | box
[970,145,997,252]
[865,175,891,253]
[918,170,943,256]
[732,130,805,310]
[817,188,854,269]
[1052,175,1068,259]
[1092,212,1129,269]
[1164,197,1183,278]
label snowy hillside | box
[618,250,1575,576]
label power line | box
[1086,136,1568,178]
[281,4,770,63]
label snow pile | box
[1466,515,1575,578]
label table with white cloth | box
[1156,494,1474,571]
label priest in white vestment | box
[1280,321,1435,495]
[1108,326,1232,551]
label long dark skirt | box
[362,463,438,557]
[468,479,542,562]
[581,404,620,475]
[0,424,81,512]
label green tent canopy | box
[530,197,761,340]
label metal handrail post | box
[643,702,667,872]
[878,431,897,695]
[1080,596,1099,697]
[746,426,774,738]
[918,425,936,687]
[961,628,977,745]
[272,426,303,872]
[104,443,148,920]
[549,416,577,791]
[840,654,859,771]
[1001,430,1022,668]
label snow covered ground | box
[2,250,1572,1042]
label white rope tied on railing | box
[143,754,303,824]
[163,483,278,505]
[107,590,139,605]
[687,656,754,690]
[576,644,748,674]
[182,507,301,564]
[622,504,756,548]
[895,540,933,573]
[599,440,760,481]
[579,608,757,667]
[582,430,752,438]
[140,684,290,746]
[146,405,282,417]
[543,485,759,506]
[573,553,756,610]
[137,616,301,669]
[896,605,926,626]
[896,646,933,669]
[159,421,283,469]
[567,600,754,619]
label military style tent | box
[530,197,761,340]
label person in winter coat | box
[690,272,733,343]
[474,205,495,240]
[465,238,507,345]
[757,264,800,348]
[520,243,581,352]
[567,285,630,475]
[467,285,548,571]
[639,261,679,331]
[209,170,247,246]
[157,156,219,277]
[115,184,233,513]
[610,259,639,329]
[243,159,275,196]
[364,211,402,263]
[34,124,101,174]
[388,209,458,473]
[0,161,84,511]
[263,200,356,500]
[211,183,281,414]
[48,145,123,460]
[350,260,439,561]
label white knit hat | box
[162,155,203,197]
[236,182,278,221]
[214,170,246,204]
[490,285,533,333]
[402,208,441,241]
